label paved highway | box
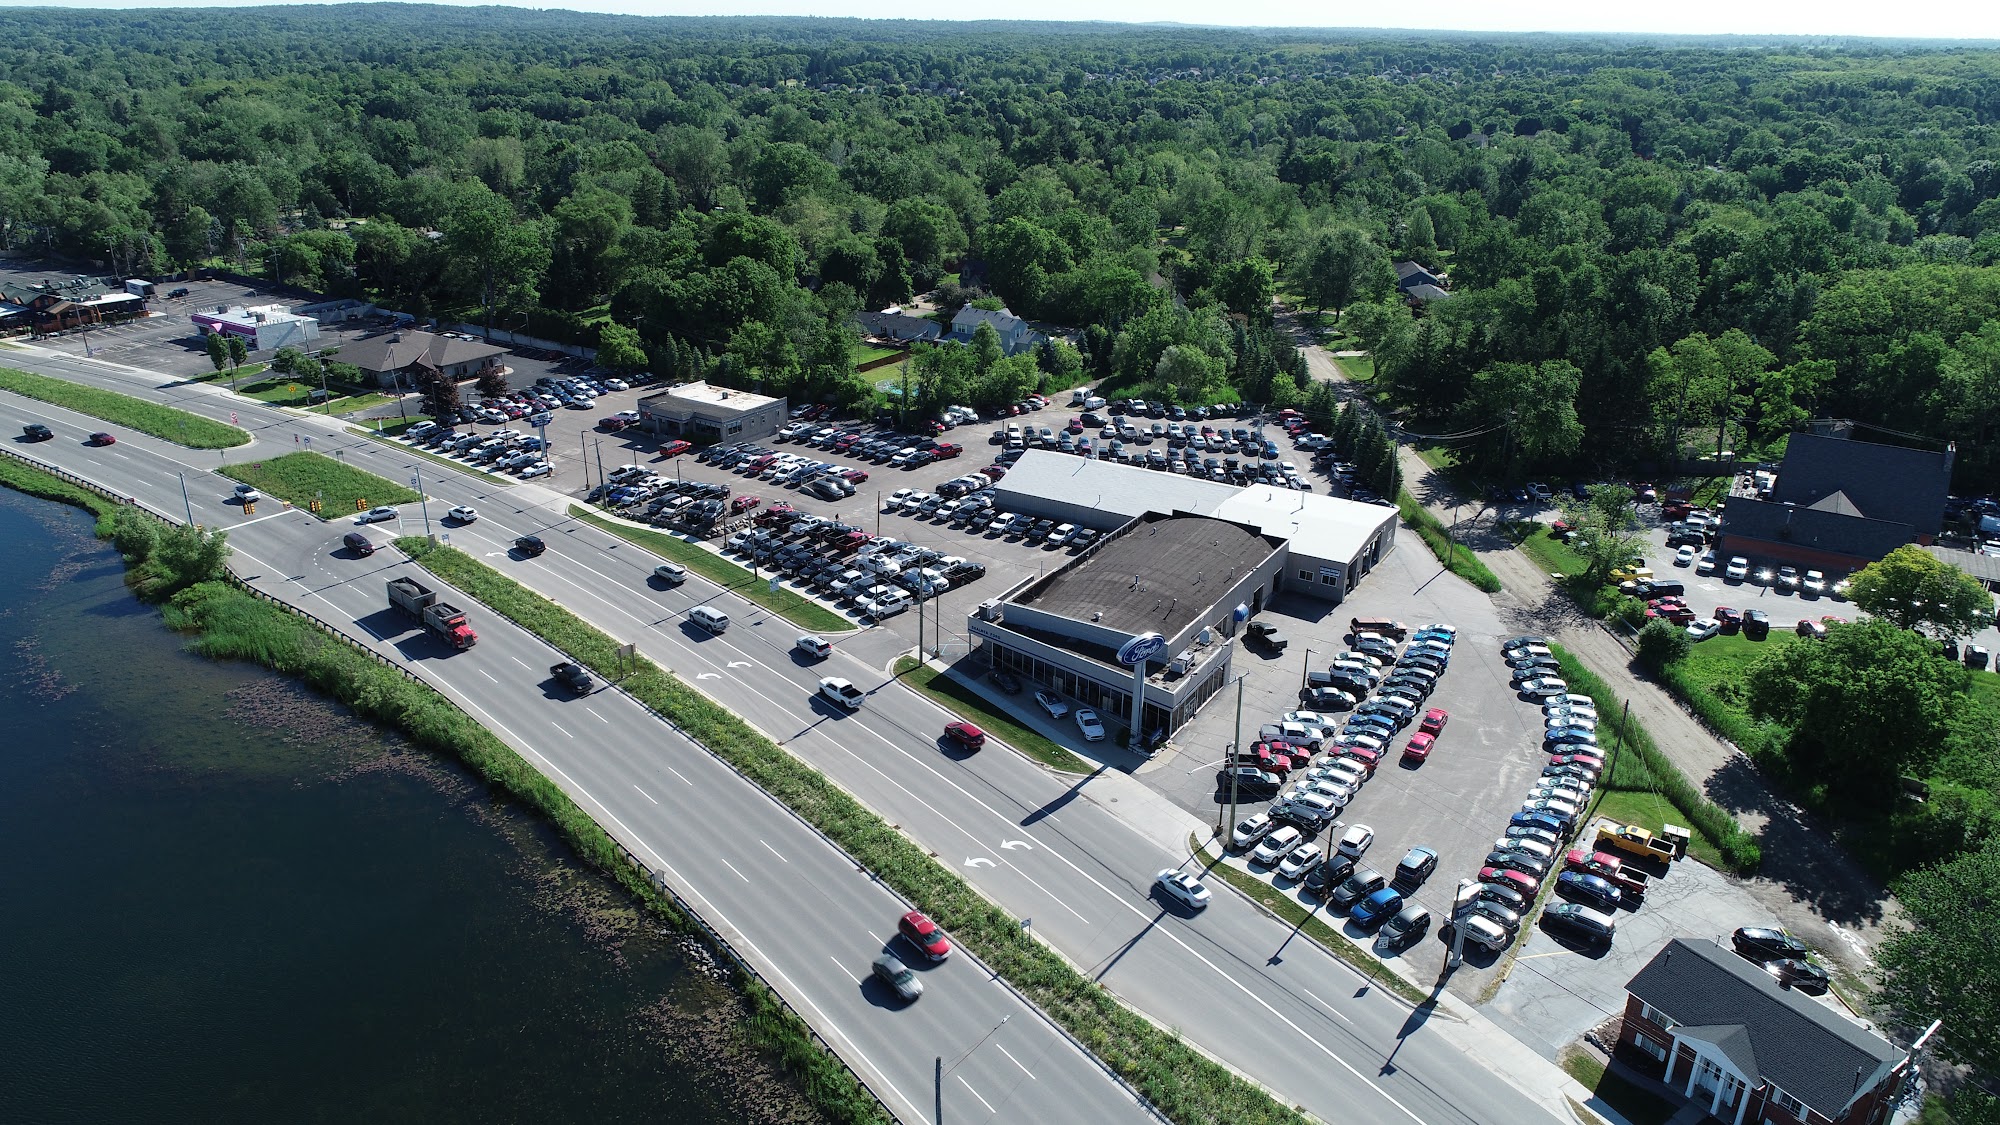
[4,343,1567,1125]
[0,380,1155,1125]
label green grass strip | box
[0,365,250,448]
[0,451,123,528]
[1547,645,1762,873]
[1397,491,1503,592]
[1559,1047,1679,1125]
[162,580,888,1125]
[893,656,1090,773]
[1188,834,1433,1007]
[568,506,850,633]
[396,538,1307,1125]
[220,451,421,517]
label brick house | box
[1619,939,1906,1125]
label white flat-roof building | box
[637,381,786,444]
[190,304,321,352]
[990,451,1398,601]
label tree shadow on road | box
[1705,754,1892,931]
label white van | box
[689,605,729,633]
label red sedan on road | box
[898,911,952,961]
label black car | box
[1216,766,1281,797]
[1300,855,1358,900]
[514,535,547,557]
[1763,958,1831,995]
[549,662,595,694]
[1731,926,1811,963]
[1541,903,1617,944]
[1743,609,1771,639]
[1328,867,1387,910]
[21,423,52,441]
[1476,880,1530,915]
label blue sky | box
[8,1,1998,40]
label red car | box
[933,442,961,458]
[1402,732,1436,762]
[1548,751,1606,771]
[898,910,952,960]
[87,431,115,446]
[658,439,692,458]
[943,721,986,751]
[840,467,869,483]
[1419,708,1448,736]
[1714,607,1741,631]
[1335,744,1383,773]
[1066,418,1084,434]
[731,495,761,514]
[979,464,1007,480]
[1481,867,1542,896]
[1565,849,1624,874]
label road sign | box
[230,411,238,424]
[768,577,780,592]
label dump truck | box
[1594,821,1679,863]
[387,576,478,649]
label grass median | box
[397,537,1309,1125]
[893,656,1089,773]
[568,506,849,634]
[1398,491,1503,592]
[0,366,250,448]
[1189,833,1432,1007]
[1549,645,1761,873]
[220,451,421,516]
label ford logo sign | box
[1117,632,1168,666]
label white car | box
[1673,545,1697,567]
[406,420,438,438]
[604,379,630,391]
[1251,825,1304,866]
[1276,842,1325,881]
[232,483,261,503]
[1686,618,1721,641]
[1543,694,1597,714]
[1154,869,1211,910]
[1035,691,1069,719]
[817,677,866,710]
[1544,710,1598,731]
[1336,823,1375,858]
[1230,812,1275,850]
[862,591,911,619]
[446,505,478,523]
[1695,552,1718,575]
[795,635,832,660]
[1074,709,1106,742]
[1726,556,1750,581]
[1802,570,1828,596]
[1307,759,1370,790]
[518,461,552,478]
[356,505,399,524]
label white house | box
[945,306,1045,356]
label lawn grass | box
[568,506,850,633]
[1560,1048,1678,1125]
[1188,834,1433,1006]
[1412,443,1458,474]
[187,362,271,385]
[1331,354,1376,382]
[1550,645,1761,873]
[851,344,902,366]
[395,538,1309,1125]
[1398,490,1504,592]
[219,451,422,516]
[1511,523,1592,580]
[0,366,250,448]
[892,657,1089,773]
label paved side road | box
[1293,318,1898,982]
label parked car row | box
[398,422,552,478]
[720,522,987,620]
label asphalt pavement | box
[0,337,1583,1125]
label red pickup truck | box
[1565,848,1650,902]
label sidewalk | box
[1290,319,1898,981]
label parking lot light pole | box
[1299,648,1317,696]
[1220,672,1246,838]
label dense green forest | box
[5,6,2000,487]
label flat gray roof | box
[1017,514,1281,636]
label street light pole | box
[1222,672,1246,837]
[178,472,193,525]
[409,463,434,540]
[1299,648,1317,696]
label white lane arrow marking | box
[695,672,721,680]
[965,856,996,868]
[727,660,754,669]
[1000,839,1032,851]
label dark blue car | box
[1351,887,1404,930]
[1557,871,1622,911]
[1511,811,1569,837]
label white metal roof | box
[997,451,1397,563]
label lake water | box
[0,488,822,1125]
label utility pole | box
[1298,648,1317,696]
[410,464,434,540]
[178,472,193,525]
[1221,672,1246,837]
